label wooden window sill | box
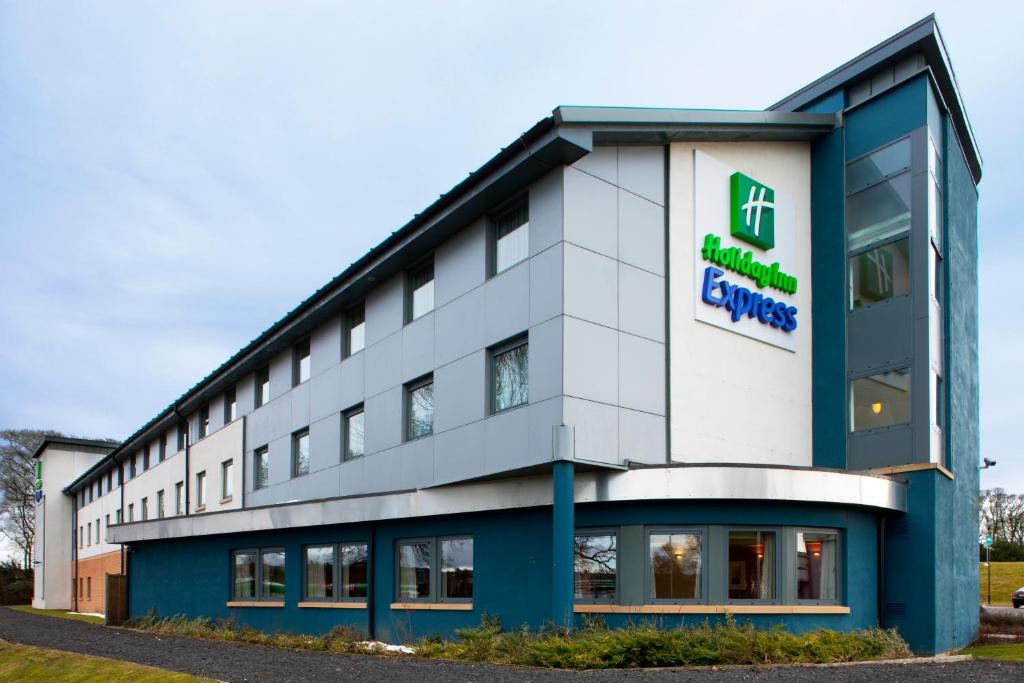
[220,497,233,504]
[226,601,284,608]
[574,604,850,615]
[298,601,367,609]
[390,602,473,611]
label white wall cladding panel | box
[484,260,530,346]
[365,273,404,347]
[618,262,665,343]
[433,421,485,485]
[364,330,403,398]
[527,316,562,404]
[563,166,618,258]
[563,396,619,465]
[563,317,618,405]
[402,311,435,383]
[337,454,366,497]
[668,142,813,467]
[563,243,618,329]
[187,418,244,512]
[529,242,563,326]
[434,218,486,308]
[434,286,485,367]
[529,167,565,256]
[618,189,666,276]
[618,332,666,415]
[618,146,666,206]
[571,146,617,185]
[483,404,532,473]
[619,407,666,464]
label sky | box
[0,0,1021,507]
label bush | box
[0,560,33,605]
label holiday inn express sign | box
[693,151,802,351]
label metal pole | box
[987,545,991,605]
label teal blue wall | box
[127,501,881,641]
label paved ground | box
[1,608,1023,682]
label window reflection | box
[441,538,473,600]
[796,532,838,601]
[848,237,910,309]
[728,531,775,600]
[493,342,528,412]
[574,534,617,601]
[850,368,911,432]
[398,541,431,600]
[650,532,702,600]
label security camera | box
[982,458,997,469]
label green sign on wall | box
[730,171,775,250]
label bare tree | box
[0,430,62,569]
[980,488,1024,545]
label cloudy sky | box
[1,1,1020,499]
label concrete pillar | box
[552,459,575,627]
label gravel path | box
[1,607,1022,682]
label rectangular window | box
[96,518,100,542]
[177,424,188,452]
[196,471,207,509]
[343,408,364,460]
[574,533,617,602]
[141,497,148,521]
[293,338,311,386]
[79,526,83,548]
[117,465,123,487]
[848,237,910,310]
[492,200,529,275]
[174,482,183,515]
[254,446,269,489]
[934,373,944,428]
[340,543,369,599]
[255,366,270,408]
[649,530,703,602]
[292,430,310,477]
[142,445,150,471]
[105,513,110,529]
[727,530,776,601]
[850,367,911,432]
[225,386,237,424]
[232,550,257,599]
[158,435,166,463]
[116,509,123,524]
[847,175,911,253]
[440,537,473,601]
[87,576,91,599]
[130,453,137,479]
[346,306,365,356]
[796,531,839,602]
[409,261,435,321]
[931,245,943,307]
[845,137,911,194]
[304,545,334,600]
[128,504,134,523]
[87,522,92,545]
[107,471,113,491]
[491,337,528,413]
[405,376,434,440]
[397,540,432,601]
[199,404,210,439]
[157,490,165,519]
[222,459,234,500]
[261,549,286,600]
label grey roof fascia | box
[77,118,590,489]
[768,15,981,183]
[31,436,120,460]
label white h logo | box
[741,185,774,238]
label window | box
[128,503,134,523]
[174,481,184,515]
[96,518,100,542]
[261,549,286,600]
[158,436,166,463]
[79,526,83,548]
[303,542,370,601]
[87,522,92,545]
[397,537,473,603]
[796,531,839,602]
[405,377,434,440]
[343,408,364,460]
[934,373,944,428]
[340,543,369,599]
[107,471,113,491]
[232,550,257,600]
[255,366,270,408]
[196,471,207,509]
[177,424,188,452]
[199,404,210,439]
[224,386,237,424]
[305,545,335,599]
[130,453,137,479]
[649,530,703,602]
[848,238,910,310]
[346,305,365,356]
[492,199,529,275]
[491,337,528,413]
[87,576,91,599]
[115,509,122,524]
[222,459,234,500]
[292,430,310,477]
[850,367,911,432]
[931,244,943,308]
[141,497,148,521]
[574,533,617,602]
[254,446,269,489]
[157,490,165,519]
[293,339,311,386]
[727,530,776,601]
[408,261,434,321]
[87,484,93,503]
[142,444,150,471]
[117,464,123,487]
[105,513,110,529]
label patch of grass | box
[980,562,1024,606]
[0,639,213,681]
[414,615,913,669]
[10,606,105,625]
[961,643,1024,661]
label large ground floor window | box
[396,536,473,603]
[303,542,368,601]
[232,548,285,602]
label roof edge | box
[32,436,120,460]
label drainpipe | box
[552,460,575,629]
[114,453,125,575]
[367,523,375,641]
[71,495,78,612]
[877,515,887,629]
[172,407,191,515]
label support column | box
[552,459,575,628]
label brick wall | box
[71,550,122,614]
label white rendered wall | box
[668,142,813,466]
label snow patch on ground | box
[358,641,415,654]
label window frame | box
[230,548,260,601]
[300,541,371,603]
[793,527,842,606]
[437,535,474,604]
[254,445,270,490]
[645,526,708,605]
[174,481,184,515]
[224,386,237,424]
[724,527,781,605]
[293,338,311,387]
[339,541,370,601]
[292,429,310,478]
[221,459,234,501]
[848,364,913,435]
[199,404,210,440]
[488,196,529,277]
[395,537,436,604]
[844,135,912,196]
[158,436,166,463]
[302,543,337,602]
[195,470,207,510]
[342,406,365,461]
[157,489,165,519]
[140,497,148,521]
[406,258,435,323]
[345,304,366,357]
[404,374,434,442]
[258,547,287,602]
[573,528,619,605]
[255,366,270,408]
[488,335,529,415]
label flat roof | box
[32,436,120,459]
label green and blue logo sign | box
[730,171,775,250]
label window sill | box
[390,602,472,611]
[298,601,367,609]
[220,497,233,504]
[195,506,206,513]
[574,604,850,615]
[226,601,285,608]
[864,462,954,480]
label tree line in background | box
[0,429,64,570]
[979,488,1024,562]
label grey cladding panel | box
[847,298,914,373]
[365,274,404,347]
[848,427,914,469]
[617,147,665,206]
[289,381,311,434]
[563,397,618,465]
[434,219,486,308]
[618,333,665,416]
[364,386,402,455]
[571,146,617,185]
[484,260,530,346]
[619,407,666,464]
[364,331,403,398]
[309,364,343,424]
[618,189,665,276]
[433,351,485,433]
[529,242,563,327]
[339,353,365,411]
[563,243,617,329]
[563,167,618,258]
[434,286,485,367]
[563,317,618,406]
[618,263,664,342]
[310,318,341,375]
[527,316,562,404]
[402,313,435,383]
[433,421,485,486]
[529,168,564,256]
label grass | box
[10,605,106,624]
[980,562,1024,606]
[0,639,213,682]
[128,612,912,669]
[961,643,1024,661]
